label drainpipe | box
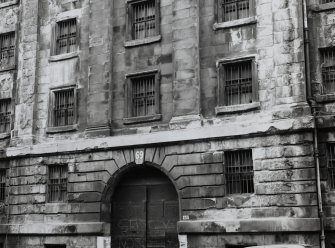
[302,1,326,247]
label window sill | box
[0,0,18,9]
[315,94,335,103]
[0,65,16,73]
[124,35,161,48]
[0,132,10,140]
[46,124,78,134]
[310,3,335,12]
[49,51,79,62]
[215,102,260,115]
[123,114,162,125]
[213,16,257,30]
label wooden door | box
[111,168,179,248]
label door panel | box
[111,169,179,248]
[112,186,147,248]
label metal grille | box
[0,32,15,68]
[48,165,67,203]
[320,0,335,3]
[327,144,335,189]
[225,150,254,194]
[222,0,250,22]
[56,19,77,55]
[0,169,6,202]
[321,47,335,93]
[132,75,156,117]
[223,60,252,106]
[53,89,75,127]
[0,99,11,134]
[132,0,156,40]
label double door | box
[111,183,179,248]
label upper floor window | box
[0,99,11,134]
[218,58,257,106]
[0,169,6,202]
[0,32,15,70]
[218,0,255,23]
[47,165,68,203]
[225,150,254,194]
[126,72,160,118]
[53,19,78,56]
[320,47,335,94]
[327,143,335,190]
[49,87,76,127]
[127,0,159,41]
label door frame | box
[101,162,181,235]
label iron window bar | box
[0,169,6,202]
[131,75,156,117]
[56,19,77,55]
[0,99,11,134]
[221,0,250,22]
[224,60,253,106]
[48,165,68,203]
[53,88,75,127]
[0,32,15,68]
[132,0,156,40]
[225,150,254,194]
[327,144,335,189]
[321,47,335,94]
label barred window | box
[127,0,159,40]
[0,99,11,133]
[49,88,76,127]
[48,165,68,203]
[218,59,256,106]
[127,72,160,118]
[0,32,15,69]
[321,47,335,94]
[0,169,6,202]
[327,144,335,189]
[55,19,77,55]
[218,0,254,23]
[225,150,254,194]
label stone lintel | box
[0,222,105,235]
[177,218,320,234]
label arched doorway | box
[111,165,179,248]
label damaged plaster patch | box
[231,29,242,45]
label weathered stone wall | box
[0,1,19,148]
[199,0,306,117]
[307,0,335,241]
[110,0,174,131]
[0,132,319,246]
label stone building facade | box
[0,0,333,247]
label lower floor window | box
[225,149,254,194]
[48,165,68,202]
[327,143,335,189]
